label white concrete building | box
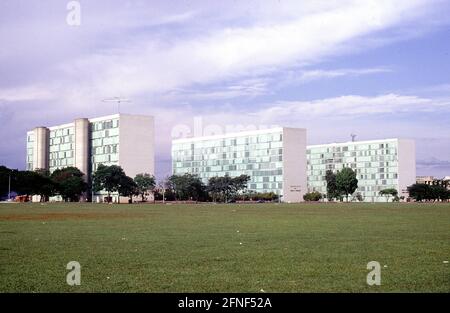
[172,127,307,202]
[26,114,155,202]
[307,138,416,202]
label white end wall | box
[397,139,416,199]
[282,128,307,202]
[32,127,49,170]
[118,114,155,179]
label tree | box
[379,188,398,202]
[134,173,156,202]
[231,175,251,199]
[51,167,87,202]
[187,175,208,202]
[335,167,358,202]
[169,173,207,201]
[118,175,139,203]
[206,174,250,202]
[15,170,39,197]
[407,184,450,202]
[0,166,13,198]
[303,191,322,201]
[325,170,339,201]
[92,164,127,202]
[13,170,56,201]
[0,166,22,199]
[34,169,57,202]
[429,185,450,202]
[408,184,429,202]
[207,176,225,202]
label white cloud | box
[254,94,450,123]
[294,67,392,83]
[165,78,270,101]
[56,0,434,99]
[0,86,54,102]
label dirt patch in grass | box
[0,212,146,221]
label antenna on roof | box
[102,97,131,114]
[351,134,357,142]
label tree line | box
[3,163,449,203]
[156,173,252,203]
[0,165,155,203]
[0,165,254,203]
[302,167,450,202]
[407,183,450,202]
[303,168,360,202]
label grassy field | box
[0,202,449,292]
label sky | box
[1,0,450,179]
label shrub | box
[303,191,323,202]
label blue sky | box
[1,0,450,179]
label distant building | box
[416,176,435,185]
[416,176,450,190]
[172,127,307,202]
[307,139,416,202]
[26,114,155,202]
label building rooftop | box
[27,113,153,132]
[172,127,301,144]
[306,138,410,149]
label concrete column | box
[32,127,49,170]
[74,118,90,201]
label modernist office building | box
[26,114,155,202]
[172,127,307,202]
[307,139,416,202]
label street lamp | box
[8,173,11,200]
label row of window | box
[173,133,283,151]
[49,150,74,160]
[91,128,119,139]
[174,147,283,159]
[92,144,118,155]
[249,182,283,190]
[50,127,74,138]
[50,135,74,146]
[308,149,397,160]
[92,119,119,131]
[49,143,73,153]
[92,154,119,163]
[173,142,283,155]
[307,143,395,154]
[308,155,397,165]
[49,157,74,168]
[92,136,119,147]
[174,155,283,166]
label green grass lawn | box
[0,202,449,292]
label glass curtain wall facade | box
[26,114,155,203]
[173,130,284,194]
[26,133,34,171]
[49,125,75,172]
[91,118,120,171]
[172,127,307,202]
[307,139,415,202]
